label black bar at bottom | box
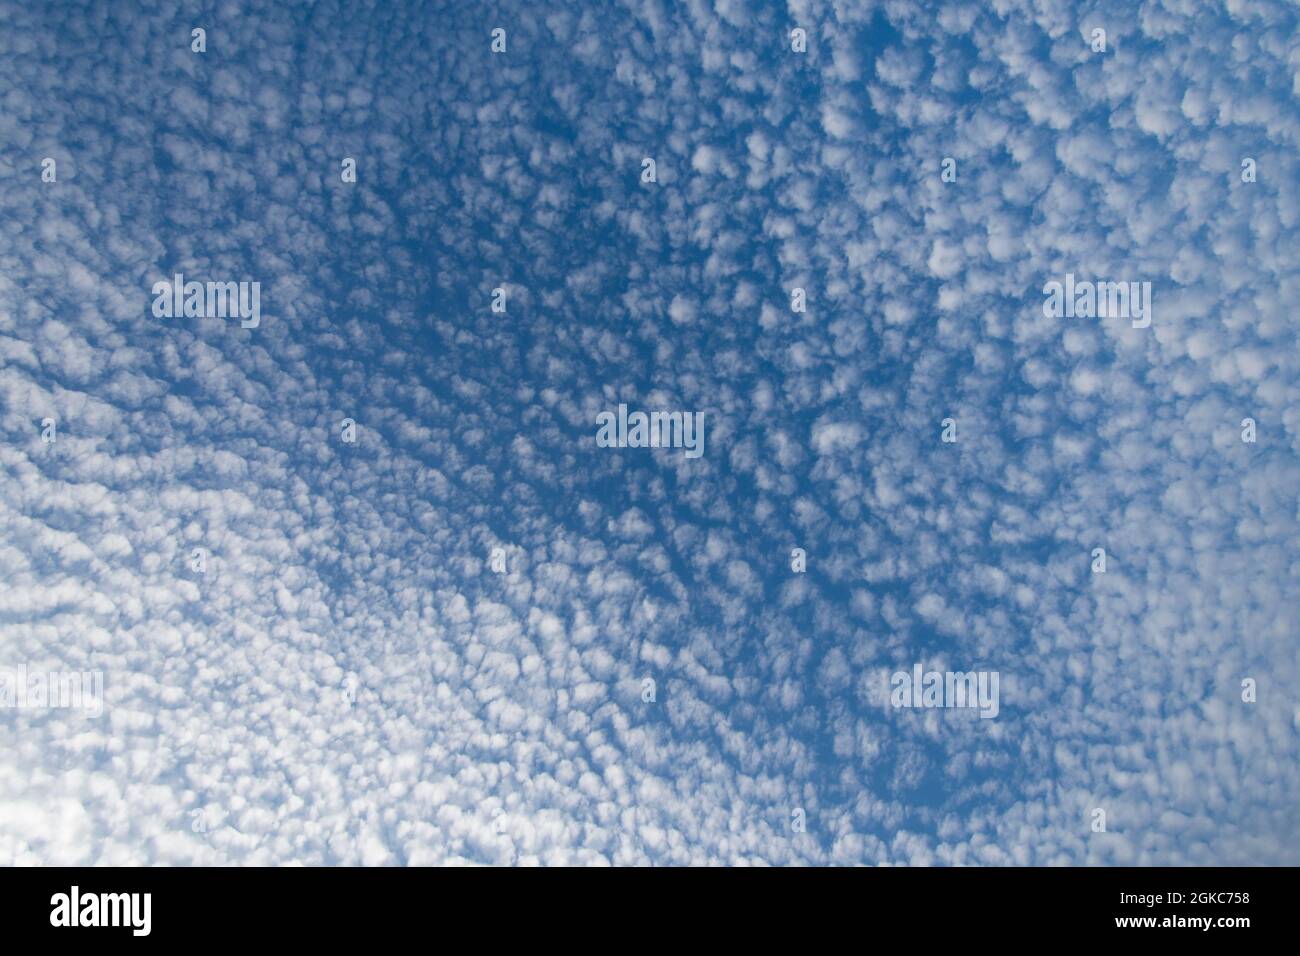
[0,866,1284,942]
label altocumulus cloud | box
[0,0,1297,865]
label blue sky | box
[0,0,1297,865]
